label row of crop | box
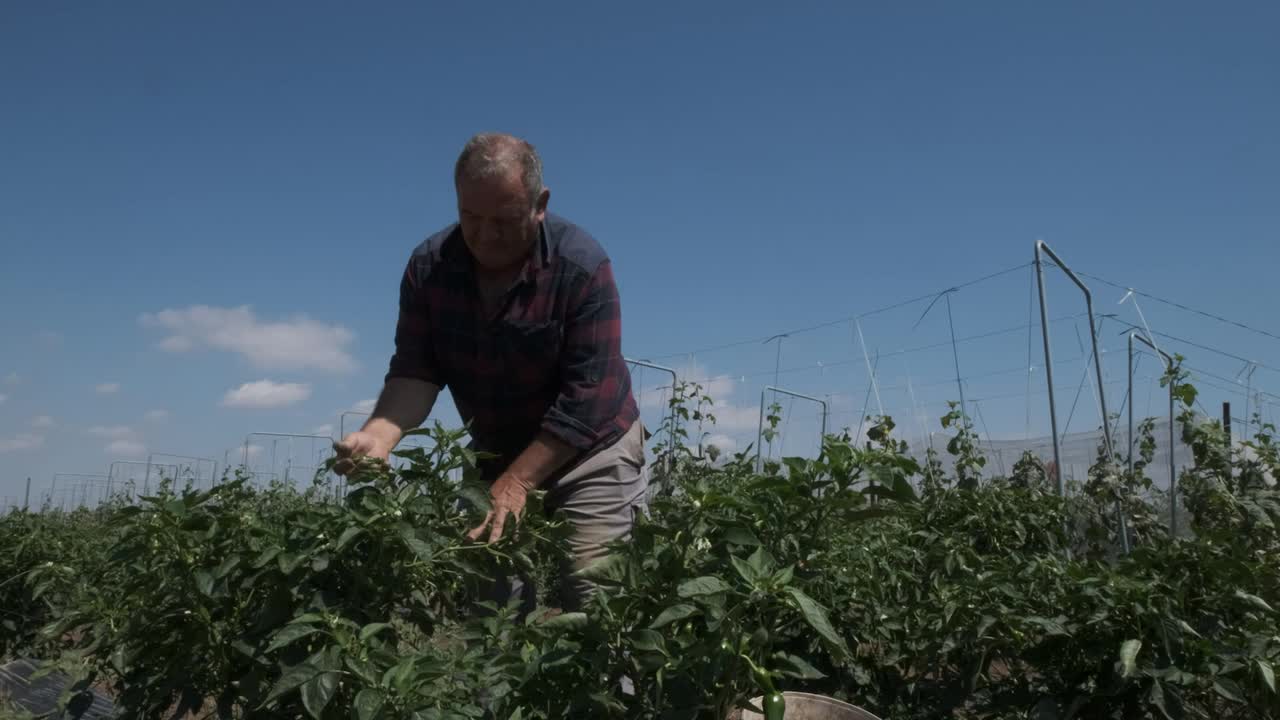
[2,377,1279,719]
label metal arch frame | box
[51,473,109,510]
[1035,241,1114,496]
[143,453,217,493]
[625,358,679,477]
[756,386,829,473]
[339,411,369,439]
[243,433,338,489]
[1128,331,1180,538]
[107,460,154,500]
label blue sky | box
[2,1,1278,506]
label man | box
[334,132,646,613]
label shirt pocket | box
[495,319,563,392]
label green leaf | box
[649,604,698,629]
[404,536,434,561]
[301,671,338,718]
[264,663,321,705]
[389,657,417,695]
[678,576,731,597]
[359,623,393,643]
[252,546,282,568]
[573,553,626,584]
[771,565,794,587]
[1148,680,1174,720]
[194,570,215,597]
[630,630,667,655]
[541,612,589,632]
[214,555,241,580]
[748,547,776,577]
[1026,616,1072,637]
[458,481,492,513]
[355,688,386,720]
[977,615,997,639]
[1118,639,1142,678]
[344,655,381,686]
[1235,590,1275,613]
[1174,619,1202,639]
[290,613,326,626]
[730,556,760,586]
[1213,678,1246,704]
[278,552,307,575]
[266,624,322,654]
[335,526,364,551]
[1257,659,1276,694]
[784,587,849,659]
[723,526,762,547]
[772,652,827,680]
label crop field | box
[2,372,1279,720]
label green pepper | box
[763,692,785,720]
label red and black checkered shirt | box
[385,213,639,470]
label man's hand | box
[333,431,393,475]
[467,471,537,544]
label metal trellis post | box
[1129,332,1179,538]
[1035,241,1114,496]
[756,386,828,473]
[625,358,679,479]
[339,411,369,439]
[244,433,340,491]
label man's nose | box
[479,218,504,241]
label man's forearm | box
[363,377,440,449]
[503,431,580,489]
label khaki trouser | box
[480,420,648,615]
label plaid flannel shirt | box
[385,213,639,471]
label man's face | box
[456,169,548,273]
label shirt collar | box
[519,219,552,281]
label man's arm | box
[335,255,444,475]
[500,431,577,489]
[362,378,441,450]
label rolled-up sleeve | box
[541,260,628,450]
[384,259,443,387]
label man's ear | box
[533,187,550,222]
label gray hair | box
[453,132,544,205]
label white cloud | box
[708,403,764,433]
[30,415,55,429]
[313,424,335,436]
[0,433,44,453]
[89,426,146,457]
[221,380,312,409]
[158,335,195,352]
[634,360,761,436]
[243,443,264,460]
[89,425,137,440]
[352,398,377,414]
[106,439,147,458]
[701,376,735,403]
[144,409,170,422]
[3,372,18,386]
[96,382,121,395]
[633,362,737,412]
[140,305,357,373]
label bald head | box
[454,132,544,206]
[453,132,551,273]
